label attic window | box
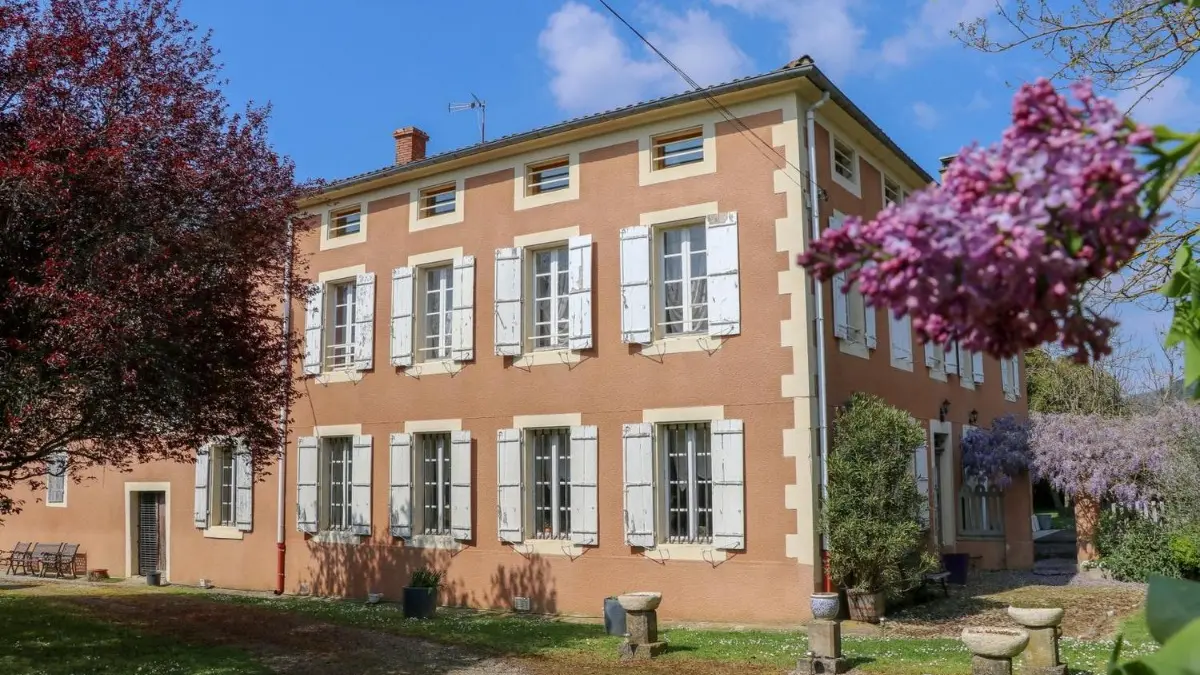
[329,207,361,238]
[419,183,457,218]
[526,157,570,195]
[833,138,857,183]
[652,128,704,170]
[884,176,903,207]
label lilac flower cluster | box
[961,414,1032,489]
[798,79,1155,360]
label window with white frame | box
[925,342,947,375]
[329,206,362,238]
[325,436,353,531]
[883,176,903,208]
[526,157,570,195]
[529,428,572,539]
[830,212,874,350]
[959,469,1004,537]
[295,434,371,536]
[833,137,857,184]
[303,272,374,377]
[659,224,708,336]
[1001,356,1022,399]
[325,280,357,370]
[46,452,67,505]
[661,422,713,544]
[194,438,254,532]
[651,127,704,170]
[530,246,569,350]
[418,183,457,218]
[418,433,453,535]
[214,442,236,526]
[420,265,454,361]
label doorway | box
[136,491,166,576]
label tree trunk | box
[1074,493,1100,563]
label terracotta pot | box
[846,589,885,623]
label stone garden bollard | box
[1008,607,1067,675]
[616,592,666,660]
[794,593,848,674]
[961,627,1029,675]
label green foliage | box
[824,392,928,594]
[1169,525,1200,577]
[1025,348,1127,415]
[1097,510,1182,582]
[408,568,444,589]
[1110,576,1200,674]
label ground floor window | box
[419,433,452,535]
[660,422,713,544]
[529,427,571,539]
[325,437,353,531]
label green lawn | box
[0,593,266,675]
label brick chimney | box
[392,126,429,165]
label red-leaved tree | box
[0,0,310,510]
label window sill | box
[514,538,586,557]
[1004,392,1018,403]
[643,543,727,563]
[927,366,948,383]
[405,534,462,550]
[314,369,363,385]
[320,229,367,251]
[956,534,1005,542]
[403,359,464,377]
[960,377,976,391]
[514,348,580,368]
[831,172,862,199]
[837,337,869,360]
[203,526,244,541]
[890,356,914,372]
[312,530,364,545]
[642,335,726,356]
[46,501,67,509]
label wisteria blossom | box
[961,415,1031,488]
[798,79,1155,361]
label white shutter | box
[496,428,524,544]
[1001,356,1013,395]
[389,433,413,538]
[711,419,745,550]
[353,272,375,370]
[452,256,475,362]
[296,436,319,534]
[619,226,653,344]
[973,352,985,384]
[832,273,850,339]
[303,282,323,375]
[890,313,912,365]
[193,445,210,528]
[390,267,414,367]
[946,342,960,376]
[450,430,473,540]
[924,342,937,368]
[234,441,253,532]
[1012,356,1021,397]
[864,305,877,349]
[622,423,655,548]
[568,235,594,350]
[350,435,372,536]
[706,212,741,337]
[570,425,599,545]
[913,443,931,526]
[494,248,524,356]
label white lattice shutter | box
[973,352,985,384]
[350,435,372,536]
[296,436,319,534]
[1011,357,1021,397]
[864,304,877,349]
[494,248,523,356]
[353,272,375,370]
[622,423,655,547]
[924,343,937,368]
[194,445,210,528]
[451,430,473,540]
[568,235,594,350]
[303,282,323,375]
[706,212,741,337]
[570,425,599,545]
[832,273,849,339]
[619,226,652,344]
[391,267,414,367]
[496,428,523,544]
[389,433,413,538]
[890,313,912,365]
[452,256,475,362]
[234,441,253,532]
[913,443,931,526]
[711,419,746,550]
[946,342,960,376]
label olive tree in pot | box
[824,393,934,623]
[402,568,444,619]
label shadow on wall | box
[304,541,558,613]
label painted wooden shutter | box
[193,444,210,528]
[496,428,524,544]
[350,435,372,536]
[353,272,375,370]
[711,419,746,550]
[568,235,594,350]
[924,342,938,368]
[890,313,912,365]
[1011,357,1022,398]
[450,430,473,540]
[303,282,323,375]
[452,256,475,362]
[1001,356,1013,395]
[390,267,414,367]
[619,226,653,344]
[832,273,850,339]
[234,441,253,532]
[864,304,878,349]
[913,443,931,526]
[389,433,413,538]
[622,423,655,548]
[570,425,599,546]
[946,342,960,376]
[494,248,523,356]
[972,352,985,384]
[296,436,319,534]
[706,212,741,337]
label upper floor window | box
[419,183,457,219]
[329,206,362,238]
[652,128,704,170]
[325,280,357,371]
[833,138,857,184]
[658,224,708,336]
[46,452,67,505]
[530,246,569,350]
[884,176,903,207]
[526,158,570,195]
[420,265,454,361]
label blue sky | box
[180,0,1197,386]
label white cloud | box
[538,1,750,114]
[879,0,994,68]
[1114,75,1200,128]
[912,101,940,129]
[966,90,991,111]
[711,0,866,79]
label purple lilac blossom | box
[961,414,1032,488]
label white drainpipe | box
[275,218,294,595]
[805,91,831,586]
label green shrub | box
[408,568,444,589]
[1169,525,1200,578]
[1096,510,1180,582]
[824,392,930,594]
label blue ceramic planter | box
[810,592,840,620]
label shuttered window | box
[530,428,572,539]
[531,247,569,350]
[659,224,708,336]
[217,447,235,526]
[46,452,67,505]
[325,280,356,370]
[419,433,452,535]
[661,422,713,544]
[326,437,353,531]
[421,266,454,361]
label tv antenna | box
[448,93,486,144]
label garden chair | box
[29,542,62,577]
[50,544,80,579]
[0,542,30,575]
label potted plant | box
[402,568,443,619]
[824,393,931,623]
